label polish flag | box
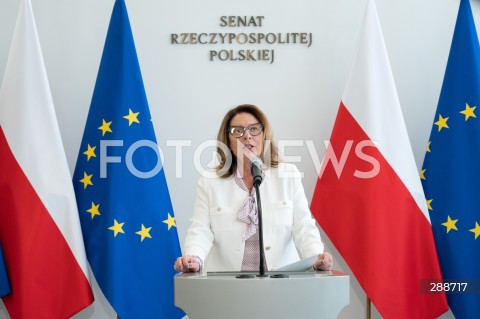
[0,0,93,318]
[310,1,448,318]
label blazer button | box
[265,246,271,250]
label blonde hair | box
[216,104,279,178]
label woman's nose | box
[243,130,253,139]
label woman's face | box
[228,112,264,160]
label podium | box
[174,270,349,319]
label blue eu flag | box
[421,1,480,318]
[0,243,10,298]
[72,1,184,318]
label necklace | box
[241,178,253,192]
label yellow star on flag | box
[123,108,140,126]
[442,215,458,233]
[460,103,476,121]
[86,202,101,219]
[98,119,113,136]
[80,172,93,189]
[420,169,426,180]
[83,144,96,161]
[136,224,152,241]
[426,199,433,211]
[163,213,176,230]
[108,219,125,237]
[434,114,449,132]
[469,222,480,239]
[426,141,431,153]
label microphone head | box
[250,156,263,168]
[250,156,263,185]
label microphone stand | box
[254,179,267,277]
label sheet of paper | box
[275,255,318,272]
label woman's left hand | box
[313,252,333,271]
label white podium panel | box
[175,270,349,319]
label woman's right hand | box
[174,256,201,273]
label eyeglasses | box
[228,123,264,138]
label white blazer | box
[184,163,324,272]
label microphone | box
[250,155,266,277]
[250,156,263,186]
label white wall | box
[0,0,471,318]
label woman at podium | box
[174,104,332,273]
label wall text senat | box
[170,16,313,64]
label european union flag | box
[0,243,10,298]
[421,1,480,318]
[72,1,184,318]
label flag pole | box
[366,296,371,319]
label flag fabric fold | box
[310,0,448,318]
[421,0,480,318]
[0,244,10,298]
[0,0,93,317]
[72,0,184,318]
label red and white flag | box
[310,1,448,318]
[0,0,93,318]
